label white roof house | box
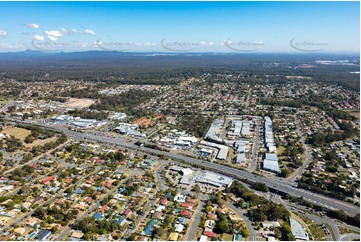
[174,194,187,203]
[199,235,208,241]
[174,224,184,233]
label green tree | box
[240,229,250,238]
[205,205,213,213]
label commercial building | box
[200,140,229,160]
[108,112,127,120]
[289,217,309,240]
[180,170,233,188]
[198,148,213,158]
[113,123,146,139]
[50,115,106,129]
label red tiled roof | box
[122,208,132,216]
[98,205,109,212]
[203,231,217,238]
[181,203,193,208]
[42,176,55,184]
[160,198,168,206]
[180,210,191,217]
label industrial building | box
[241,120,251,137]
[235,153,245,164]
[228,120,242,137]
[262,117,279,173]
[264,116,277,153]
[263,153,280,173]
[204,119,224,142]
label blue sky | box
[0,1,359,52]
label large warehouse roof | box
[263,159,280,173]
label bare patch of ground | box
[63,98,95,109]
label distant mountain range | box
[0,50,358,91]
[0,50,358,67]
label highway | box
[8,118,360,217]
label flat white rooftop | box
[290,217,309,240]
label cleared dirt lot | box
[63,98,96,108]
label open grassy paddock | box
[1,127,31,141]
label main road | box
[8,118,360,217]
[287,114,313,181]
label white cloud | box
[84,29,95,35]
[26,23,40,29]
[0,43,24,49]
[44,30,63,41]
[47,35,59,41]
[33,35,44,41]
[60,28,68,34]
[0,30,7,36]
[71,29,79,33]
[144,42,156,47]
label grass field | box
[222,233,234,241]
[294,212,313,225]
[277,146,285,155]
[1,127,31,141]
[339,226,359,235]
[347,111,360,119]
[309,224,327,241]
[25,136,58,148]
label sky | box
[0,1,359,53]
